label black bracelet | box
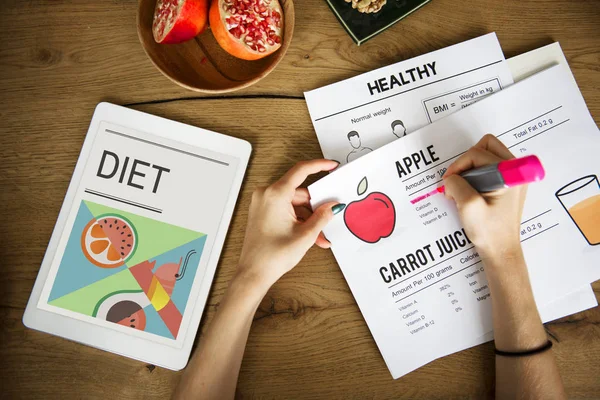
[495,340,553,357]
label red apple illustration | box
[344,177,396,243]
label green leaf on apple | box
[357,176,368,196]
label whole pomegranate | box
[153,0,210,44]
[209,0,284,61]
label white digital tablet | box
[23,102,251,370]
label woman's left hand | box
[236,159,340,292]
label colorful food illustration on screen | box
[95,292,150,331]
[555,174,600,246]
[81,214,137,268]
[344,176,396,243]
[47,200,208,340]
[92,251,197,336]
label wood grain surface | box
[1,0,599,398]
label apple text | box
[395,145,440,178]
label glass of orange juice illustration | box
[555,175,600,246]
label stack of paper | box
[304,33,599,379]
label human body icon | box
[346,131,373,163]
[391,120,406,138]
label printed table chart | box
[1,0,599,398]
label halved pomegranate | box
[209,0,284,61]
[153,0,209,44]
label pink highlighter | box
[411,155,545,204]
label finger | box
[301,201,338,240]
[475,134,515,160]
[294,205,312,222]
[292,187,311,207]
[443,174,485,210]
[315,232,331,249]
[275,160,339,194]
[445,147,504,177]
[295,206,333,247]
[328,160,341,173]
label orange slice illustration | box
[81,214,137,268]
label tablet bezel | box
[23,102,251,370]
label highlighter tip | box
[410,186,445,205]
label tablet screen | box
[37,121,239,345]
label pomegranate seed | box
[230,27,243,38]
[223,0,282,53]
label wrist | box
[230,267,272,301]
[481,245,535,297]
[478,242,524,269]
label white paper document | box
[445,43,599,354]
[507,43,597,319]
[304,33,514,165]
[309,65,600,378]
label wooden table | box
[1,0,599,398]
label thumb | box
[301,201,339,240]
[443,174,483,209]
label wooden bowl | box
[137,0,294,93]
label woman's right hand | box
[443,134,527,261]
[444,140,566,400]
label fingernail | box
[332,203,346,215]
